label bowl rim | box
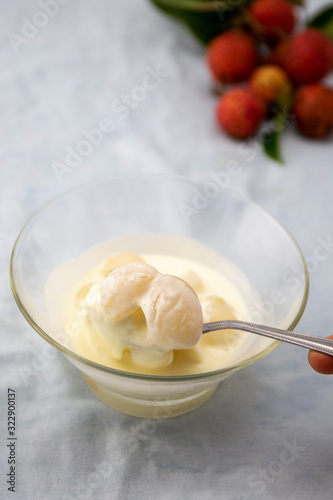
[9,173,309,382]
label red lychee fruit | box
[249,64,292,106]
[293,84,333,138]
[207,30,259,84]
[249,0,296,43]
[268,28,333,85]
[216,87,266,139]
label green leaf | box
[262,128,284,163]
[149,0,247,44]
[261,106,292,164]
[307,5,333,41]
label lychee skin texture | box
[249,65,292,105]
[216,88,266,139]
[269,29,333,85]
[293,84,333,138]
[249,0,296,42]
[207,31,258,84]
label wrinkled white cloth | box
[1,0,333,499]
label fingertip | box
[308,349,333,375]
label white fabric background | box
[1,0,333,499]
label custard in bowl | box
[10,174,308,418]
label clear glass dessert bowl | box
[10,174,309,418]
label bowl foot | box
[84,375,218,419]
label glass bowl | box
[10,174,308,418]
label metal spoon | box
[203,320,333,356]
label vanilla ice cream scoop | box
[100,263,158,320]
[84,262,203,353]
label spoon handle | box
[202,320,333,357]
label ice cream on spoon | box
[82,262,203,368]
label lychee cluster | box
[206,0,333,142]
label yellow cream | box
[63,248,250,376]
